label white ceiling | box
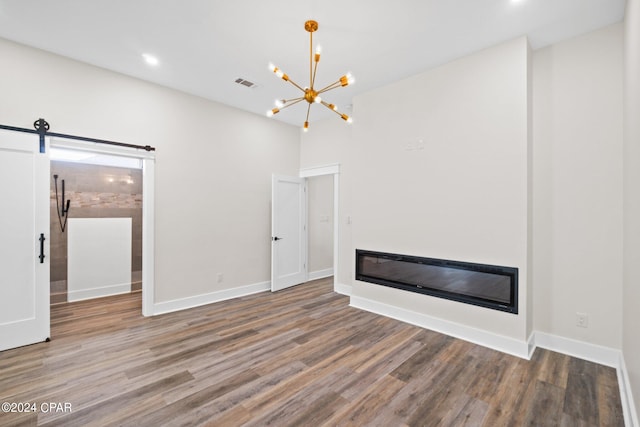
[0,0,626,128]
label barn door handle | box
[38,233,46,263]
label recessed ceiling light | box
[142,53,159,66]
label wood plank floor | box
[0,278,624,426]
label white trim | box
[308,268,334,281]
[619,353,639,427]
[332,173,340,293]
[141,158,155,316]
[299,164,341,294]
[49,137,156,159]
[68,283,131,302]
[305,179,309,283]
[532,331,620,368]
[350,295,530,359]
[152,281,270,316]
[299,163,340,177]
[335,282,352,296]
[527,332,536,359]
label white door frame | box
[49,138,156,316]
[299,164,344,294]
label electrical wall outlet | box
[217,273,223,283]
[576,312,589,328]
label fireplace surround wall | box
[355,249,518,314]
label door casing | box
[299,164,341,293]
[49,137,156,316]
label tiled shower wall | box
[50,161,142,304]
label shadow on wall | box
[49,161,143,304]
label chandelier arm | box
[312,61,319,90]
[282,96,305,104]
[320,101,344,116]
[286,78,307,93]
[280,98,306,111]
[305,103,312,122]
[321,101,351,122]
[309,30,313,88]
[317,80,343,94]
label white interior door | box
[271,175,307,292]
[0,129,50,351]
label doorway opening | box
[49,137,155,317]
[300,164,341,294]
[307,174,334,281]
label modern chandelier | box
[266,20,354,132]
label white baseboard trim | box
[152,281,270,316]
[532,331,620,368]
[308,268,334,281]
[618,353,639,427]
[334,282,352,296]
[350,295,530,359]
[527,332,536,360]
[68,283,131,302]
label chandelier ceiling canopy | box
[267,20,354,132]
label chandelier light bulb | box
[314,96,322,103]
[275,69,284,79]
[266,110,274,117]
[346,72,355,85]
[275,99,284,108]
[268,63,276,72]
[347,117,353,124]
[303,121,309,132]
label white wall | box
[307,175,333,275]
[624,0,640,421]
[532,24,624,349]
[302,27,629,362]
[0,37,300,305]
[304,37,529,350]
[67,218,132,301]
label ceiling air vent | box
[235,78,257,88]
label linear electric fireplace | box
[356,249,518,314]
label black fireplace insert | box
[355,249,518,314]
